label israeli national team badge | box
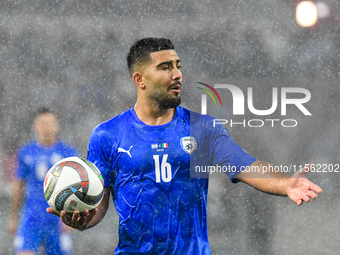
[180,136,197,154]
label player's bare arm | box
[235,160,322,206]
[47,186,111,230]
[8,179,25,235]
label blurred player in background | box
[9,108,78,255]
[48,38,322,254]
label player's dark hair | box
[35,107,56,119]
[126,37,175,76]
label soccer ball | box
[44,157,104,214]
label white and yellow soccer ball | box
[44,157,104,214]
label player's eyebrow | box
[156,59,181,68]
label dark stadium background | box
[0,1,339,254]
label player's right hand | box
[46,207,60,217]
[46,207,97,231]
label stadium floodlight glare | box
[296,1,318,27]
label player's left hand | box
[46,207,97,231]
[287,164,322,206]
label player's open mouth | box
[169,84,181,93]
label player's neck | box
[37,136,57,147]
[134,102,175,126]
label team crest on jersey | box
[180,136,197,154]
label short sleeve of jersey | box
[16,146,30,181]
[210,120,257,182]
[87,125,115,189]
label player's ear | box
[32,116,40,132]
[54,119,60,133]
[132,72,146,90]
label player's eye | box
[177,65,182,70]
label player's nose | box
[172,66,182,81]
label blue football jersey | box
[16,140,78,224]
[87,106,256,255]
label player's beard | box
[147,82,182,110]
[157,95,181,110]
[149,91,181,110]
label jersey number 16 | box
[153,154,172,183]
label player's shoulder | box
[178,106,217,125]
[91,108,132,137]
[179,107,230,138]
[18,140,37,153]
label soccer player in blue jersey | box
[9,108,78,255]
[48,38,322,254]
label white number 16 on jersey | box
[153,154,172,183]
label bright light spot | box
[296,1,318,27]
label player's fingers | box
[306,190,317,199]
[73,210,88,228]
[73,210,92,231]
[46,207,60,217]
[89,208,97,218]
[296,199,303,206]
[301,193,310,203]
[308,182,323,194]
[85,208,97,225]
[77,210,89,225]
[71,210,81,222]
[60,210,70,225]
